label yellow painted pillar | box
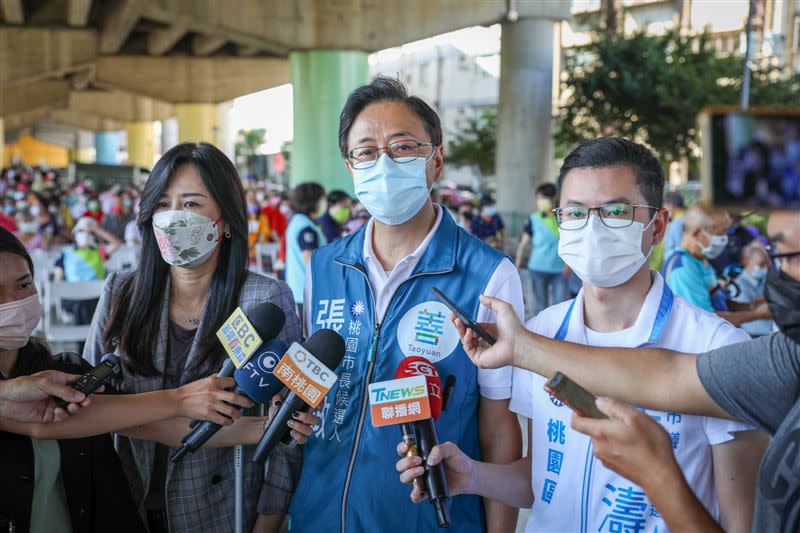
[0,118,4,169]
[174,103,218,144]
[126,121,155,168]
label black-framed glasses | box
[347,139,436,170]
[554,203,659,230]
[767,244,800,268]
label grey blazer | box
[84,271,302,533]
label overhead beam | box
[99,0,140,54]
[69,90,173,122]
[95,55,289,103]
[49,109,123,132]
[142,2,289,56]
[236,45,259,57]
[0,28,97,86]
[191,34,226,56]
[67,0,93,27]
[147,24,186,55]
[3,107,53,132]
[0,0,23,24]
[1,80,71,115]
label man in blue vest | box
[289,77,524,531]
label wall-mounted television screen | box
[701,108,800,209]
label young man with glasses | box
[289,77,523,532]
[396,137,766,533]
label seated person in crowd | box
[662,203,771,326]
[16,211,46,252]
[731,241,775,337]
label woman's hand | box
[174,376,254,425]
[0,370,95,423]
[266,395,319,445]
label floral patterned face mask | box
[152,210,222,267]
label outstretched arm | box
[455,295,731,420]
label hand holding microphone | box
[170,302,287,463]
[252,328,346,463]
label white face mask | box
[700,230,729,260]
[558,215,654,288]
[152,210,221,267]
[74,230,97,248]
[0,294,44,351]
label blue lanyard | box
[554,284,675,344]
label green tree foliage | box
[235,128,267,160]
[447,109,497,175]
[555,28,800,164]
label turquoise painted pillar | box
[290,50,368,193]
[95,131,120,165]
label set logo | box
[396,301,460,363]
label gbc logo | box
[231,315,257,349]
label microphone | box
[172,302,286,462]
[171,339,288,462]
[395,356,450,529]
[215,301,287,379]
[251,329,346,463]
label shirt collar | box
[569,272,667,348]
[362,204,444,266]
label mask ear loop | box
[211,217,230,242]
[641,208,661,259]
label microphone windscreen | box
[304,329,346,370]
[245,302,286,342]
[394,356,443,420]
[233,339,289,403]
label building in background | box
[371,39,501,190]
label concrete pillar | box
[161,117,179,153]
[496,18,556,234]
[126,121,155,168]
[72,130,94,163]
[216,101,236,162]
[95,131,120,165]
[290,50,368,192]
[175,103,217,144]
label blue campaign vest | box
[290,209,505,533]
[527,213,563,274]
[285,214,326,303]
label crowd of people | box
[0,75,798,533]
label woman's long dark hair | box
[104,143,248,377]
[0,227,52,377]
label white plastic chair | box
[104,245,139,273]
[43,280,105,352]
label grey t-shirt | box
[697,332,800,532]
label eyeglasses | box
[554,203,659,230]
[347,140,436,170]
[767,245,800,269]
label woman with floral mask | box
[82,143,308,533]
